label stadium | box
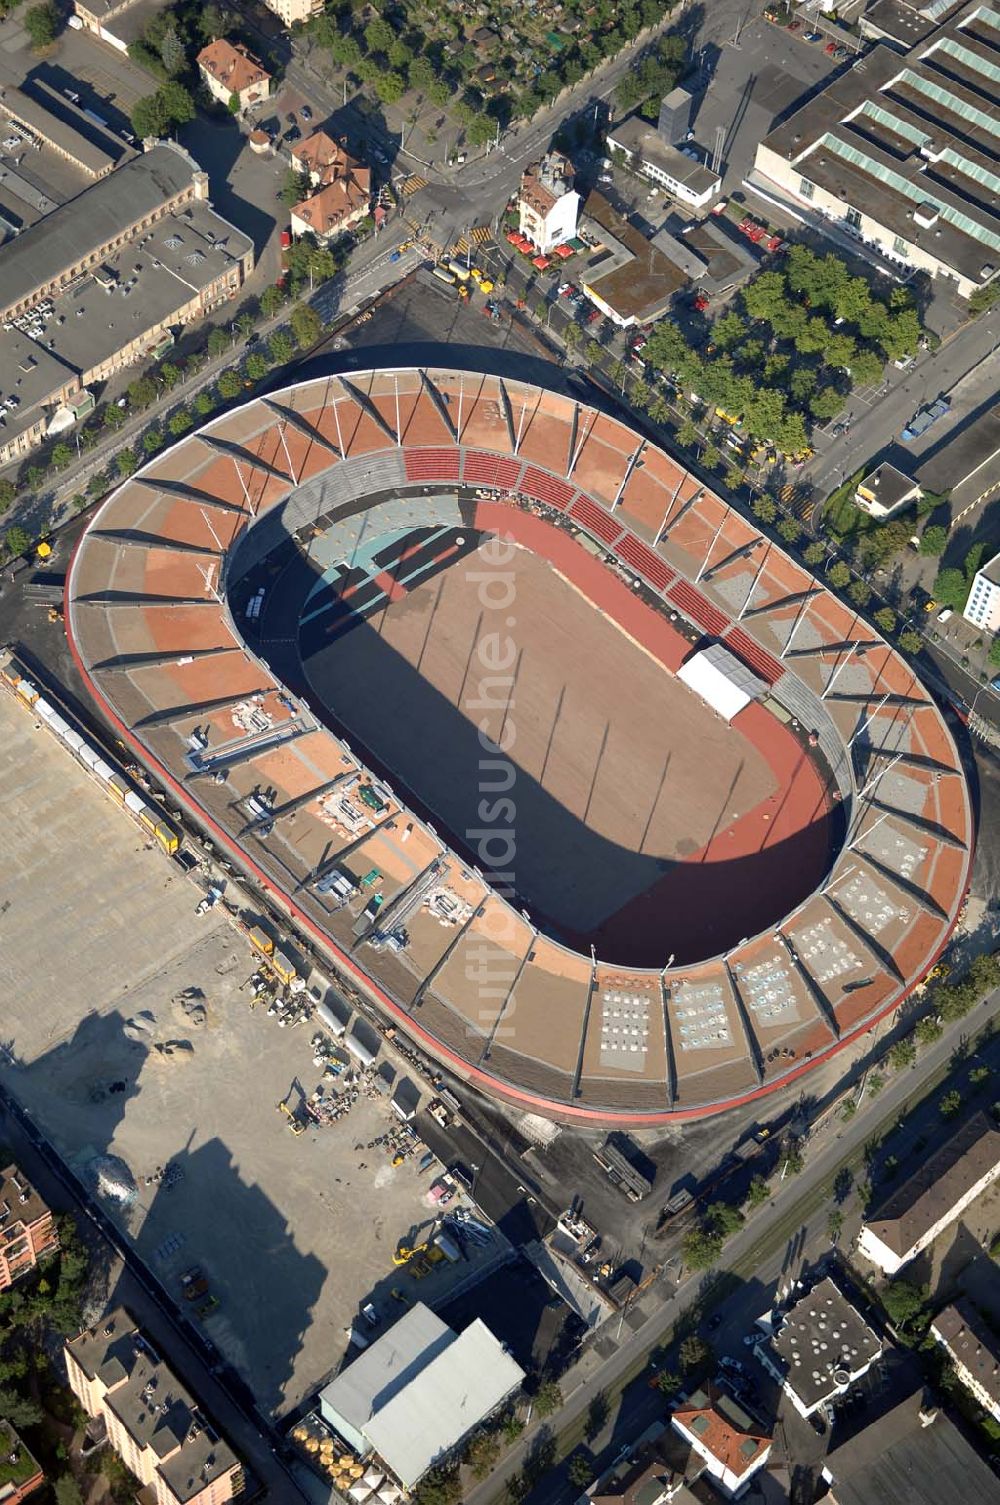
[66,366,974,1124]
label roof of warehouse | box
[0,141,198,316]
[0,84,117,177]
[362,1319,525,1487]
[318,1304,454,1435]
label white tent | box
[677,644,765,723]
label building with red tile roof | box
[671,1386,771,1497]
[197,39,270,112]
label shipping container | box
[138,809,158,834]
[63,729,85,753]
[93,760,115,782]
[35,698,56,721]
[271,948,297,985]
[316,1000,348,1037]
[154,822,179,855]
[17,680,40,705]
[124,790,146,815]
[78,744,101,771]
[106,777,126,804]
[249,926,274,957]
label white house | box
[964,551,1000,635]
[858,1112,1000,1276]
[517,153,579,253]
[756,1278,882,1419]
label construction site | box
[0,679,511,1417]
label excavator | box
[276,1079,307,1136]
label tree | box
[919,524,948,556]
[848,578,872,607]
[874,606,896,635]
[194,390,216,416]
[889,1036,916,1071]
[0,479,15,513]
[563,322,580,351]
[5,525,31,558]
[143,429,163,454]
[567,1454,594,1488]
[168,409,193,436]
[677,419,699,451]
[724,464,744,493]
[939,1089,962,1119]
[778,517,802,544]
[533,1380,561,1417]
[989,637,1000,667]
[585,340,603,367]
[365,16,393,54]
[376,70,407,105]
[228,92,241,115]
[281,169,310,206]
[465,1432,501,1479]
[128,374,158,410]
[217,369,242,399]
[746,1174,770,1207]
[50,441,74,469]
[207,327,230,358]
[915,1013,942,1044]
[898,628,922,655]
[260,284,285,319]
[158,361,181,391]
[23,1,57,47]
[0,1388,42,1428]
[934,565,971,612]
[116,449,137,477]
[827,1208,844,1242]
[54,1479,84,1505]
[804,541,826,565]
[159,22,186,76]
[683,1226,723,1270]
[752,494,777,523]
[651,1368,682,1396]
[702,443,721,472]
[881,1279,927,1331]
[268,330,294,365]
[245,351,269,382]
[679,1334,713,1375]
[290,304,323,350]
[827,560,851,589]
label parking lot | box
[0,688,510,1417]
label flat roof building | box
[854,461,922,518]
[964,550,1000,634]
[607,115,720,209]
[318,1303,524,1488]
[0,1164,59,1291]
[822,1382,999,1505]
[0,84,121,179]
[858,1111,1000,1274]
[579,191,688,327]
[66,1308,244,1505]
[756,1277,883,1418]
[670,1386,771,1497]
[753,0,1000,300]
[931,1298,1000,1421]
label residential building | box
[66,1308,244,1505]
[931,1299,1000,1421]
[259,0,322,28]
[822,1382,999,1505]
[0,1165,59,1291]
[0,1420,45,1502]
[965,551,1000,633]
[578,191,688,328]
[197,40,270,113]
[756,1277,883,1419]
[854,462,922,518]
[317,1303,524,1489]
[752,0,1000,300]
[517,152,579,253]
[0,139,253,467]
[858,1112,1000,1274]
[290,146,371,244]
[670,1386,771,1497]
[586,1427,702,1505]
[606,115,720,210]
[291,130,367,190]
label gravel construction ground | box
[0,689,509,1416]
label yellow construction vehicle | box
[277,1083,307,1136]
[393,1240,428,1267]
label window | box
[799,177,815,200]
[846,206,862,230]
[892,235,910,258]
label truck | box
[901,396,949,442]
[447,259,471,282]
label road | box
[462,984,1000,1505]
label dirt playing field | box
[299,527,835,965]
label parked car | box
[803,30,823,41]
[824,39,838,53]
[300,104,312,120]
[693,292,710,312]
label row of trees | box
[613,33,686,114]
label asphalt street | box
[463,983,1000,1505]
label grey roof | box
[931,1299,1000,1409]
[917,404,1000,503]
[863,1111,1000,1257]
[67,1308,239,1503]
[978,550,1000,587]
[768,1278,882,1411]
[824,1386,999,1505]
[858,462,919,510]
[606,116,720,195]
[0,85,117,177]
[362,1319,525,1487]
[0,142,199,317]
[319,1303,455,1436]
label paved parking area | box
[0,689,508,1417]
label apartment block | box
[0,1165,58,1291]
[66,1309,244,1505]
